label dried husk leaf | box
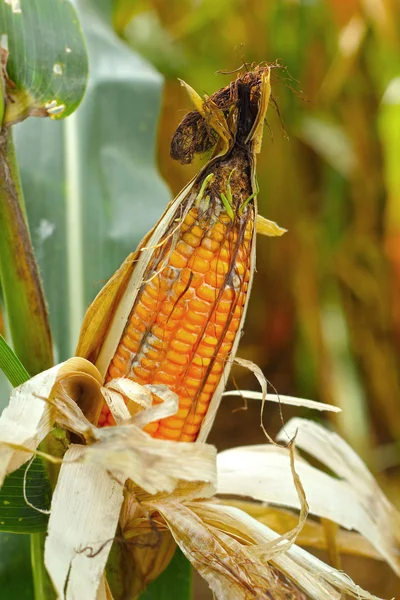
[45,444,124,600]
[185,502,382,600]
[149,500,303,600]
[0,365,58,482]
[217,442,400,572]
[277,418,400,575]
[256,214,287,237]
[222,389,341,412]
[225,501,384,561]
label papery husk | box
[0,359,398,599]
[225,501,384,561]
[143,498,382,600]
[217,441,400,573]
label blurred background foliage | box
[111,0,400,596]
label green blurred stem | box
[0,127,53,375]
[31,532,56,600]
[0,104,55,597]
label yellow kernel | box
[197,284,218,302]
[179,396,195,408]
[191,225,204,238]
[206,322,223,337]
[177,407,190,419]
[215,311,229,325]
[166,350,188,366]
[184,320,203,333]
[146,284,166,301]
[187,310,206,325]
[197,247,214,261]
[210,258,229,275]
[197,344,216,358]
[205,373,219,384]
[176,241,193,258]
[181,268,203,288]
[156,313,178,330]
[143,422,158,433]
[161,417,183,430]
[203,382,216,393]
[170,251,187,269]
[146,348,163,361]
[203,335,218,346]
[187,365,205,378]
[122,335,139,353]
[211,362,224,374]
[223,330,236,342]
[235,262,245,276]
[154,371,175,385]
[141,357,158,371]
[192,355,211,367]
[153,325,172,340]
[189,298,210,313]
[201,237,220,252]
[128,316,147,333]
[213,222,226,234]
[116,345,131,360]
[185,413,204,426]
[184,377,200,389]
[172,280,195,298]
[133,366,152,381]
[113,356,127,372]
[183,210,197,226]
[210,230,224,242]
[109,364,122,379]
[180,433,197,442]
[176,329,197,344]
[217,247,230,261]
[136,304,151,321]
[217,300,234,314]
[182,424,199,435]
[222,288,235,300]
[183,232,201,248]
[141,292,158,311]
[205,271,225,287]
[188,255,210,274]
[158,426,182,440]
[171,339,192,352]
[161,301,184,320]
[163,361,184,375]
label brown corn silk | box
[76,65,271,443]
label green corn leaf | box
[0,532,34,599]
[0,0,88,125]
[13,0,170,361]
[0,458,51,534]
[0,333,30,387]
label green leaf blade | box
[0,0,88,124]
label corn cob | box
[93,66,271,441]
[99,151,254,441]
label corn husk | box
[0,359,399,598]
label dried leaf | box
[276,418,400,574]
[256,215,287,237]
[45,445,124,600]
[223,389,341,412]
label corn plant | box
[1,2,400,600]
